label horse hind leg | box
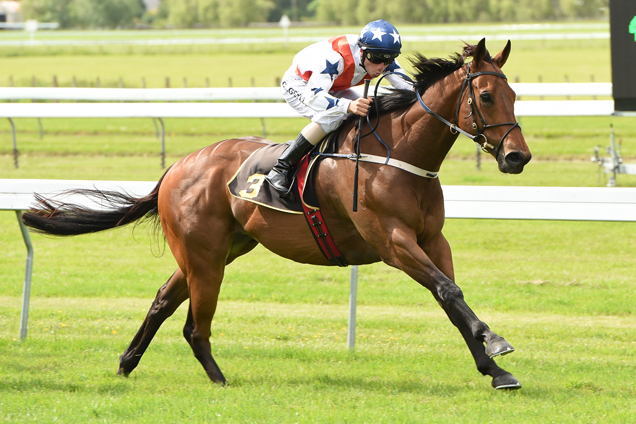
[185,267,227,384]
[182,233,258,356]
[118,268,189,376]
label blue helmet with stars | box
[357,19,402,57]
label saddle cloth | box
[227,136,333,213]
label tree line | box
[21,0,609,29]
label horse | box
[22,38,531,390]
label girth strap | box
[315,152,439,179]
[297,153,348,267]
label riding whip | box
[352,79,370,212]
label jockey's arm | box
[384,60,414,90]
[304,70,352,117]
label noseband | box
[416,62,520,157]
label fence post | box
[52,75,58,103]
[347,265,358,351]
[9,75,14,103]
[252,77,267,137]
[17,211,34,340]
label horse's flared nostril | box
[505,152,528,167]
[501,151,531,174]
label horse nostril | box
[505,152,526,167]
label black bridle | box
[416,61,520,158]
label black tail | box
[21,175,165,237]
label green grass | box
[1,297,635,423]
[0,22,611,87]
[0,44,611,88]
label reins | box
[352,80,370,212]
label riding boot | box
[265,133,315,198]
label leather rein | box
[415,61,520,157]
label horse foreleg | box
[381,227,520,389]
[118,268,189,376]
[422,233,520,389]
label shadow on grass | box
[225,371,475,397]
[0,377,132,395]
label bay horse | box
[22,39,531,390]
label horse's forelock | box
[462,43,477,58]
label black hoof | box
[492,373,522,390]
[485,337,515,358]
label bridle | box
[416,61,520,157]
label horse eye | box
[480,92,493,103]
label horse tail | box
[21,172,168,237]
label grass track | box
[1,297,635,423]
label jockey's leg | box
[265,122,326,197]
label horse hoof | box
[492,373,522,390]
[485,338,515,358]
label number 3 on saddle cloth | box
[226,133,348,267]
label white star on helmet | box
[389,29,400,44]
[369,27,386,41]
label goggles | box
[365,51,398,66]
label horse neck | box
[397,70,466,173]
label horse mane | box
[364,43,484,119]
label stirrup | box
[266,169,295,200]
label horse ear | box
[473,38,487,67]
[493,40,512,69]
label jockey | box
[266,19,413,197]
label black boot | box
[265,134,314,198]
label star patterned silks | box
[325,97,339,110]
[320,60,340,81]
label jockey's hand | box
[347,97,373,116]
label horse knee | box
[145,299,172,325]
[437,281,464,305]
[183,321,194,345]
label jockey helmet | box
[357,19,402,61]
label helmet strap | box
[359,49,367,71]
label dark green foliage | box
[20,0,609,29]
[20,0,145,29]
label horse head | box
[457,39,531,174]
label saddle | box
[227,133,347,266]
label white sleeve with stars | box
[294,47,351,116]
